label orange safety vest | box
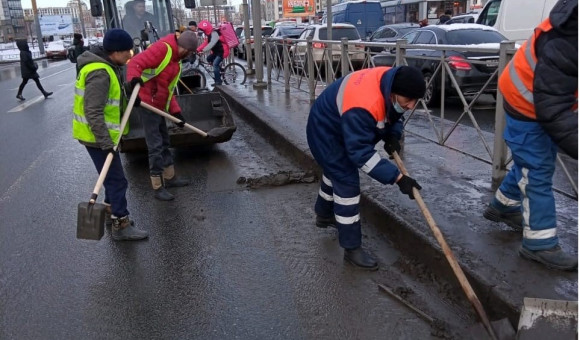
[336,67,392,127]
[498,18,553,119]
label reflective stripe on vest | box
[498,18,552,119]
[72,62,126,144]
[336,67,392,127]
[140,42,182,111]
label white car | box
[290,23,365,71]
[237,26,274,59]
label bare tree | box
[170,0,187,29]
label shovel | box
[76,84,141,240]
[516,298,578,339]
[391,151,515,340]
[139,101,232,139]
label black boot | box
[111,216,149,241]
[43,91,53,99]
[163,165,189,188]
[151,175,175,201]
[315,214,336,228]
[344,247,379,270]
[16,94,25,101]
[519,245,577,271]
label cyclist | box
[197,20,229,86]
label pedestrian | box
[122,0,158,40]
[126,30,198,201]
[15,40,52,101]
[483,0,577,271]
[188,20,198,32]
[439,10,452,24]
[196,20,229,86]
[419,18,429,27]
[72,33,88,60]
[72,28,149,241]
[306,66,426,270]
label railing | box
[262,37,578,199]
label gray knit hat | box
[177,30,198,51]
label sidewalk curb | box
[218,84,521,326]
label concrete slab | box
[217,80,578,326]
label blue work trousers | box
[86,146,129,217]
[141,108,174,175]
[498,113,559,250]
[207,54,223,85]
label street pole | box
[326,0,332,85]
[251,0,266,88]
[31,0,44,54]
[212,0,218,25]
[241,0,253,74]
[77,0,87,37]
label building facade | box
[0,0,25,42]
[23,2,97,38]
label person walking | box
[483,0,577,271]
[73,28,149,241]
[306,66,426,270]
[16,40,52,101]
[438,10,452,24]
[126,30,198,201]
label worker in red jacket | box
[126,30,198,201]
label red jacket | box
[126,34,181,114]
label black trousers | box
[17,76,46,95]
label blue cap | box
[103,28,133,52]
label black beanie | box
[391,66,426,99]
[103,28,134,52]
[74,33,83,40]
[189,21,197,26]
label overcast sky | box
[21,0,241,10]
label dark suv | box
[372,24,506,105]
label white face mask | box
[392,95,406,114]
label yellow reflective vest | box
[72,62,127,144]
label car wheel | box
[422,72,440,106]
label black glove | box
[173,113,186,128]
[133,95,141,107]
[383,135,401,156]
[125,77,144,95]
[396,175,422,200]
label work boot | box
[344,247,379,270]
[315,214,336,228]
[519,245,577,271]
[162,165,189,188]
[483,197,523,231]
[43,91,53,99]
[151,175,175,201]
[105,204,133,228]
[16,94,25,101]
[111,215,149,241]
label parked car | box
[290,23,365,75]
[445,13,480,24]
[46,40,71,59]
[366,23,420,54]
[372,24,507,105]
[322,0,385,38]
[237,26,274,59]
[263,24,306,66]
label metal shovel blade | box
[517,298,578,339]
[76,202,106,240]
[206,126,235,139]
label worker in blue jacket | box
[306,66,426,270]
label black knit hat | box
[189,21,197,26]
[103,28,134,52]
[74,33,83,40]
[391,66,426,99]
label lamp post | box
[77,0,87,37]
[31,0,44,54]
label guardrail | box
[0,51,45,62]
[262,37,578,199]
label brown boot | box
[111,215,149,241]
[151,175,174,201]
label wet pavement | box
[217,73,578,328]
[0,63,482,339]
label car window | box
[400,30,418,43]
[397,27,417,36]
[235,27,244,37]
[383,28,397,39]
[270,28,279,37]
[262,27,274,36]
[445,29,505,44]
[279,27,305,37]
[319,27,360,40]
[300,28,314,39]
[413,31,436,44]
[478,0,501,26]
[370,28,383,40]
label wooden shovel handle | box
[89,84,141,203]
[179,78,194,94]
[140,102,208,137]
[392,151,498,340]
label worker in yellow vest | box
[73,28,149,241]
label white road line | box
[40,66,75,80]
[7,95,44,113]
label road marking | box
[7,95,44,112]
[58,82,74,87]
[40,66,75,80]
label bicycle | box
[182,53,247,87]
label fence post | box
[266,38,272,85]
[283,36,290,92]
[395,39,406,66]
[307,37,315,104]
[491,41,516,191]
[340,37,349,77]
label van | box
[323,1,384,38]
[476,0,558,43]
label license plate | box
[486,60,499,67]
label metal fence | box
[262,36,578,199]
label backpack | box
[67,46,77,63]
[218,22,239,49]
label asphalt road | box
[0,61,473,339]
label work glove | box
[383,135,401,156]
[173,113,186,128]
[396,175,422,200]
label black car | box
[264,25,306,66]
[366,23,420,54]
[372,24,506,105]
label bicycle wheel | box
[222,62,247,85]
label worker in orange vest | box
[306,66,426,270]
[483,0,578,271]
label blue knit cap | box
[103,29,134,52]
